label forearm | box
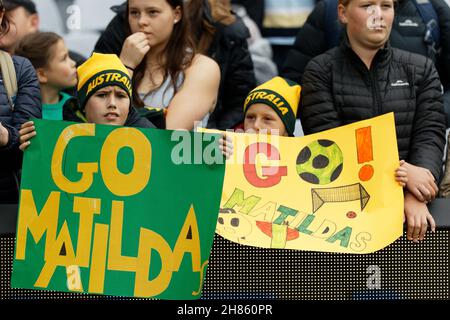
[407,108,445,180]
[409,62,447,180]
[166,104,212,130]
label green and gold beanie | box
[243,76,301,136]
[77,53,132,110]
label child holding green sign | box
[18,52,232,157]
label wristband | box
[125,65,135,72]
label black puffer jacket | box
[0,55,41,203]
[301,37,447,181]
[282,0,450,88]
[94,3,256,130]
[206,19,256,129]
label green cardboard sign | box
[12,120,225,299]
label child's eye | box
[129,10,139,17]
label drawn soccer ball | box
[216,208,252,244]
[296,139,343,185]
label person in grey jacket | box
[0,0,41,204]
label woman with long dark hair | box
[94,0,256,130]
[119,0,220,130]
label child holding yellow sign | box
[240,75,408,229]
[242,76,300,137]
[241,76,408,183]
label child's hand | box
[0,121,9,147]
[404,191,436,242]
[219,134,233,160]
[395,160,408,187]
[119,32,150,73]
[403,161,438,202]
[19,121,36,151]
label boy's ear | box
[36,68,48,84]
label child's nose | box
[108,96,118,108]
[254,118,263,132]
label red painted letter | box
[243,143,287,188]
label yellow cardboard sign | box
[207,113,403,253]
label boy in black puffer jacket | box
[301,0,446,243]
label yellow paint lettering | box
[35,221,76,288]
[15,190,60,260]
[100,127,151,196]
[171,206,201,272]
[51,123,98,194]
[88,223,109,294]
[73,197,101,266]
[134,228,173,297]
